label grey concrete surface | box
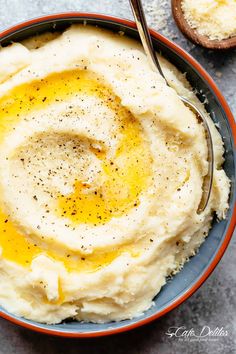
[0,1,235,353]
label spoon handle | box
[129,0,166,80]
[129,0,213,214]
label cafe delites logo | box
[165,326,229,342]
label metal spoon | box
[129,0,214,213]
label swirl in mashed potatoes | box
[0,26,230,324]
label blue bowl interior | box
[0,16,235,335]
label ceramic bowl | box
[0,13,235,337]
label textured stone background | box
[0,1,235,353]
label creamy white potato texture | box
[0,26,230,324]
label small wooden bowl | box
[172,0,236,50]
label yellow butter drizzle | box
[58,115,151,225]
[0,210,139,271]
[0,69,151,271]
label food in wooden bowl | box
[172,0,236,49]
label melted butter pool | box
[0,69,151,271]
[58,114,151,225]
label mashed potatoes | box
[0,25,230,324]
